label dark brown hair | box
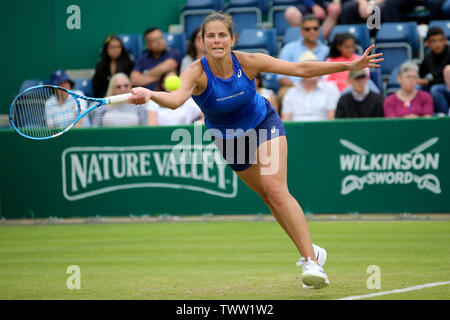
[201,11,235,39]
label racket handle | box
[105,93,132,105]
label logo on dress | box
[271,126,276,134]
[237,69,242,78]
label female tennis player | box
[129,12,383,289]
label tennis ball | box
[164,75,181,91]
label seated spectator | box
[324,33,360,92]
[341,0,444,24]
[180,27,206,73]
[92,73,147,127]
[281,55,340,121]
[255,73,279,114]
[131,27,182,91]
[92,35,134,98]
[47,70,89,128]
[324,33,380,93]
[335,69,384,118]
[284,0,350,40]
[430,65,450,115]
[278,15,329,107]
[418,27,450,114]
[147,71,203,126]
[340,0,385,25]
[384,62,434,118]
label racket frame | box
[9,85,131,140]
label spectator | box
[335,69,384,118]
[46,70,89,128]
[324,33,380,93]
[92,35,134,98]
[342,0,433,23]
[281,55,340,121]
[147,71,203,126]
[255,73,279,114]
[92,73,147,127]
[324,33,360,92]
[180,27,206,73]
[284,0,350,40]
[431,65,450,115]
[418,27,450,114]
[278,14,329,107]
[384,62,434,118]
[130,27,182,91]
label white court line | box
[338,281,450,300]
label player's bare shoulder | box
[184,59,207,95]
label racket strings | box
[11,87,79,138]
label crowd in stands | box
[32,0,450,129]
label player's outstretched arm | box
[240,44,383,79]
[128,61,202,109]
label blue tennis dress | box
[192,52,286,171]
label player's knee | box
[263,181,289,209]
[284,6,302,26]
[327,3,341,19]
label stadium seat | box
[181,9,214,39]
[19,80,50,93]
[261,72,279,93]
[235,28,277,56]
[118,34,144,62]
[429,20,450,41]
[183,0,224,11]
[370,68,383,93]
[283,26,301,46]
[268,5,291,39]
[73,79,94,97]
[163,33,187,57]
[385,67,400,96]
[375,22,420,77]
[328,24,371,55]
[271,0,301,5]
[226,1,262,32]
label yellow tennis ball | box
[164,75,181,91]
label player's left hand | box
[348,44,384,71]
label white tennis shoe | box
[301,258,330,289]
[296,244,327,268]
[296,244,329,289]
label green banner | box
[0,117,449,219]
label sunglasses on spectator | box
[115,84,130,89]
[303,27,319,32]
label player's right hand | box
[129,87,151,105]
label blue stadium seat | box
[283,26,301,46]
[261,72,279,93]
[183,0,224,11]
[370,68,383,93]
[271,0,301,5]
[19,80,50,93]
[375,22,420,76]
[226,1,263,32]
[181,9,214,40]
[235,28,277,56]
[164,33,187,57]
[226,8,262,32]
[73,79,94,97]
[429,20,450,41]
[118,34,143,62]
[268,5,291,38]
[328,24,371,55]
[385,67,400,96]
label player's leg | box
[235,135,318,265]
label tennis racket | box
[9,85,131,140]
